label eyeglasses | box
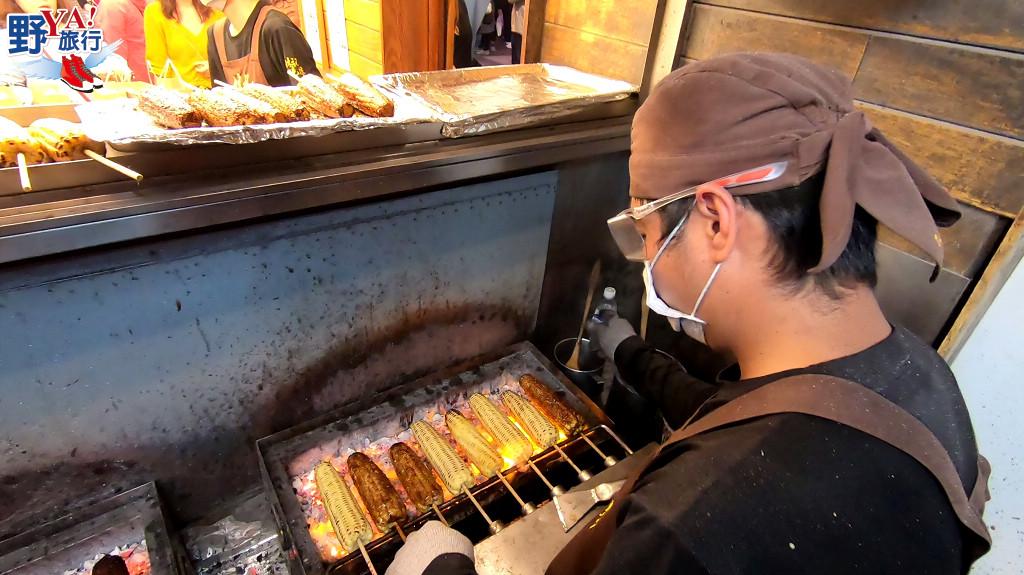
[607,161,788,261]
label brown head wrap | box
[629,52,961,274]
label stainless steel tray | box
[375,64,638,137]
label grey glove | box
[385,521,474,575]
[588,315,636,360]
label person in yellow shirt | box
[144,0,223,87]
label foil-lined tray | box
[74,92,439,152]
[374,64,637,138]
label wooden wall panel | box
[349,51,384,78]
[879,203,1008,279]
[541,23,649,85]
[545,0,658,46]
[859,103,1024,218]
[684,5,868,77]
[346,21,383,64]
[853,37,1024,139]
[700,0,1024,53]
[345,0,382,31]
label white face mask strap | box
[690,262,722,317]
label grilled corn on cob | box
[189,89,264,127]
[28,118,102,162]
[468,394,533,464]
[137,86,203,128]
[240,83,310,121]
[297,74,354,118]
[212,87,282,124]
[313,461,373,553]
[411,420,475,494]
[502,391,559,448]
[389,442,443,512]
[347,452,407,531]
[445,410,503,477]
[520,374,585,435]
[329,72,394,118]
[0,116,46,167]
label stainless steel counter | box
[0,117,631,265]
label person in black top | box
[385,53,987,575]
[199,0,319,86]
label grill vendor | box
[384,53,992,575]
[198,0,320,87]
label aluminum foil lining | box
[374,64,637,138]
[74,93,438,147]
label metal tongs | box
[552,480,626,532]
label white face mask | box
[642,211,723,345]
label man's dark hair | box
[660,171,878,299]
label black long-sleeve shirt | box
[207,0,320,87]
[424,325,981,574]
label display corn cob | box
[212,87,282,124]
[389,442,443,513]
[27,118,102,162]
[502,391,559,448]
[313,461,373,553]
[468,393,533,464]
[520,374,585,435]
[0,116,46,167]
[445,410,503,477]
[240,83,310,122]
[297,74,354,118]
[136,86,203,128]
[411,420,475,494]
[188,89,264,127]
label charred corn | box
[468,394,533,464]
[240,83,310,121]
[28,118,101,162]
[502,391,559,448]
[0,116,46,167]
[519,374,585,435]
[389,442,443,512]
[314,461,372,553]
[137,86,203,128]
[347,452,407,531]
[297,74,354,118]
[445,410,503,477]
[411,420,475,494]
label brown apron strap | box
[211,19,227,69]
[244,5,274,85]
[547,373,991,575]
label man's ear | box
[694,183,738,263]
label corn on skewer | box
[313,461,377,575]
[445,411,503,477]
[469,394,533,465]
[410,421,475,493]
[502,392,559,448]
[446,410,533,515]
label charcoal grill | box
[256,342,633,575]
[0,483,186,575]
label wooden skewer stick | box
[431,503,449,526]
[357,542,378,575]
[496,472,530,511]
[212,79,232,88]
[581,433,617,467]
[601,426,634,455]
[553,443,591,481]
[15,153,30,192]
[462,484,497,527]
[528,460,564,496]
[393,523,406,542]
[83,150,143,183]
[287,70,303,83]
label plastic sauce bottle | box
[592,287,618,324]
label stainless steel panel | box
[0,172,556,526]
[875,242,971,344]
